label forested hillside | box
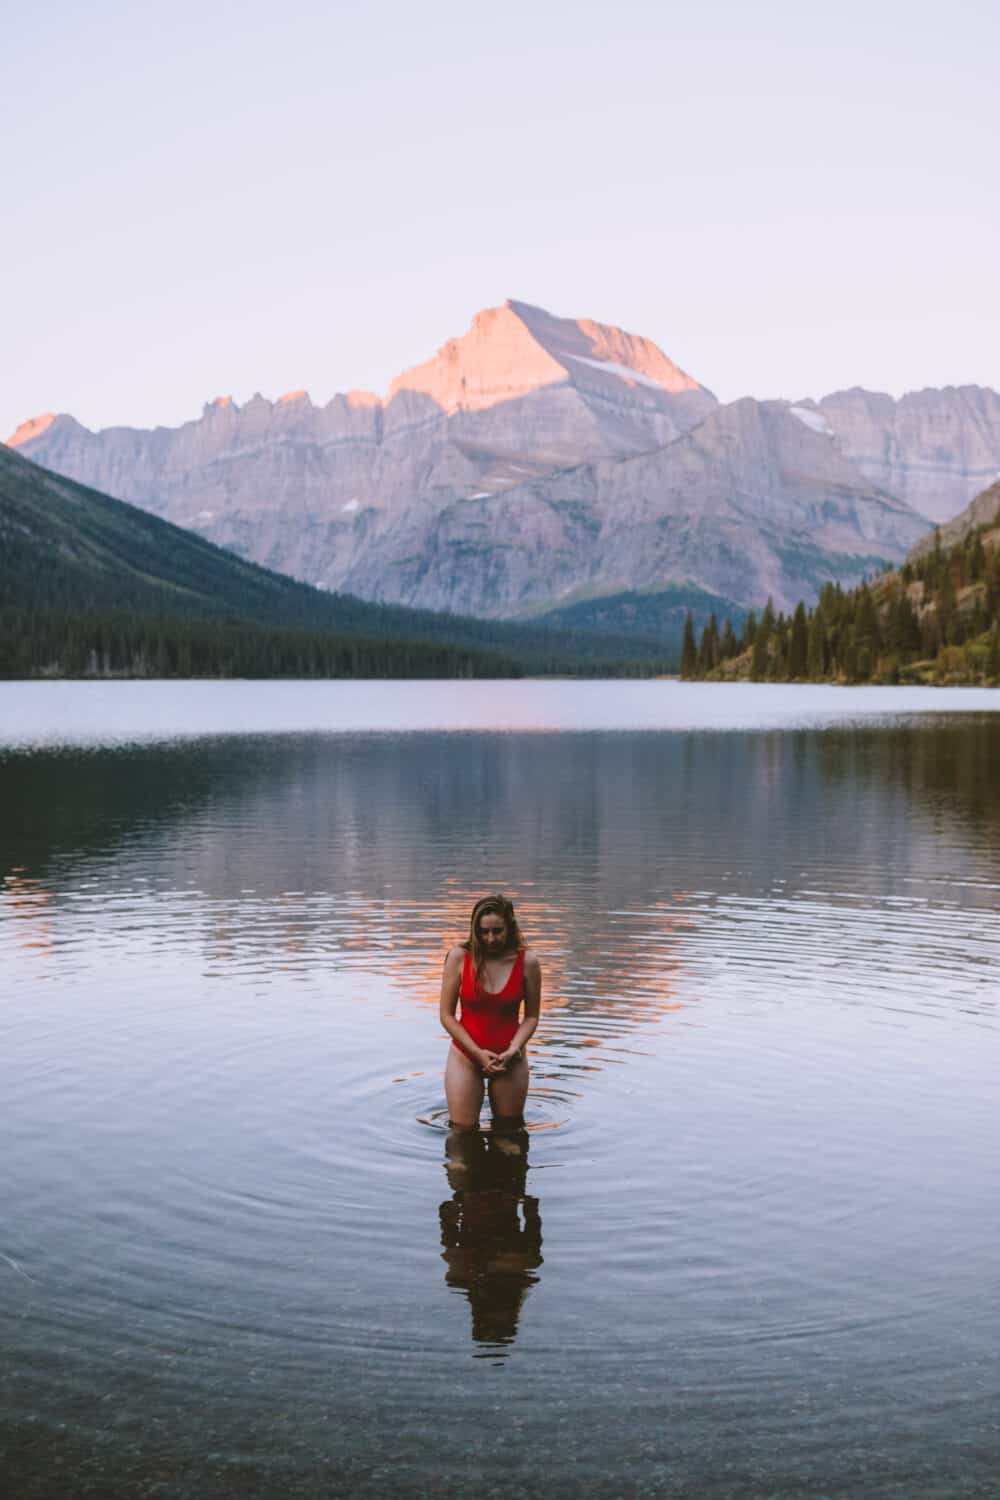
[0,446,671,678]
[679,492,1000,687]
[533,584,746,659]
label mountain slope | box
[532,584,747,656]
[0,440,381,626]
[337,399,928,616]
[907,478,1000,561]
[0,444,674,671]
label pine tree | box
[720,618,738,660]
[789,602,808,678]
[750,625,769,681]
[696,622,711,675]
[985,548,1000,617]
[696,612,719,675]
[988,623,1000,682]
[840,629,858,682]
[855,583,878,653]
[903,593,922,657]
[970,595,988,639]
[938,567,957,645]
[807,608,825,678]
[921,610,941,658]
[769,628,788,680]
[680,612,697,679]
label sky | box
[4,0,998,438]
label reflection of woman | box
[440,1126,543,1352]
[439,894,541,1131]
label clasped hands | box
[479,1047,520,1075]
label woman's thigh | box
[445,1045,485,1127]
[488,1054,529,1120]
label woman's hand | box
[494,1047,521,1072]
[479,1050,505,1074]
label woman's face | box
[477,913,508,953]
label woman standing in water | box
[440,894,541,1130]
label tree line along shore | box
[679,522,1000,687]
[0,607,678,681]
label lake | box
[1,680,998,1498]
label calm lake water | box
[1,681,998,1499]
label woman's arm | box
[496,950,541,1067]
[439,946,497,1070]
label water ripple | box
[2,708,1000,1495]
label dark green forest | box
[0,608,528,680]
[679,518,1000,686]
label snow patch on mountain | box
[789,405,834,437]
[569,356,673,391]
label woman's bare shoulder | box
[522,947,542,973]
[443,945,466,971]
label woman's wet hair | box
[463,893,525,982]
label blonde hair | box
[462,893,525,985]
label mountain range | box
[10,299,1000,617]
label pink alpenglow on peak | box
[386,299,711,414]
[277,390,311,405]
[201,396,239,419]
[387,302,567,412]
[7,412,60,448]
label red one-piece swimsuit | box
[453,948,525,1068]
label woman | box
[440,894,541,1131]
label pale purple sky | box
[4,0,998,438]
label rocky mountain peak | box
[506,298,706,397]
[202,396,237,418]
[386,298,711,415]
[7,413,65,447]
[386,301,566,412]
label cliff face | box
[332,399,927,616]
[797,386,1000,524]
[7,300,933,615]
